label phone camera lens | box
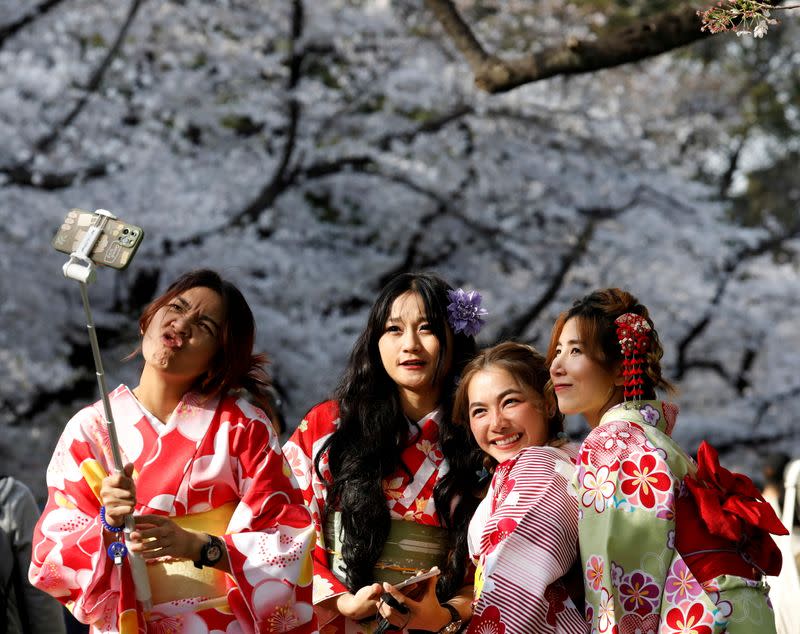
[122,228,129,234]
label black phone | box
[52,208,144,270]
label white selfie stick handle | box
[123,518,153,610]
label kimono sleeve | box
[222,403,317,633]
[470,448,581,632]
[28,406,126,629]
[282,402,348,625]
[576,420,677,628]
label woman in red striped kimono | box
[453,342,587,634]
[283,273,486,633]
[29,270,317,633]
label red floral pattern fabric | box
[282,401,449,633]
[29,385,316,633]
[576,401,778,634]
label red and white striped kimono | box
[466,443,587,634]
[29,385,317,634]
[282,400,451,634]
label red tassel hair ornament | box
[614,312,651,402]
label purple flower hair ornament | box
[446,288,487,337]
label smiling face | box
[549,317,622,428]
[467,366,549,463]
[140,286,225,388]
[378,291,452,417]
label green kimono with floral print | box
[575,400,776,634]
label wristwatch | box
[193,534,224,569]
[437,603,463,634]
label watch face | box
[207,543,222,562]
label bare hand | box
[377,577,451,632]
[336,583,382,620]
[129,514,207,562]
[99,463,136,528]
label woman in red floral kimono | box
[547,287,787,634]
[283,273,485,633]
[29,269,317,633]
[451,341,587,634]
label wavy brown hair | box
[545,288,674,400]
[454,341,565,468]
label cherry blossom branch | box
[423,0,712,93]
[288,143,532,286]
[495,219,597,343]
[495,198,645,342]
[674,218,800,381]
[703,423,800,456]
[0,0,66,50]
[0,1,142,189]
[223,0,305,232]
[0,162,107,189]
[36,0,145,153]
[169,0,305,251]
[375,104,473,150]
[302,153,530,285]
[698,1,800,37]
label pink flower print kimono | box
[29,385,318,633]
[282,400,452,633]
[575,401,778,634]
[466,444,587,634]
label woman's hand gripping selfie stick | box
[61,209,153,611]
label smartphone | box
[380,569,440,606]
[52,208,144,270]
[393,567,440,591]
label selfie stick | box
[62,209,153,611]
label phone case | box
[52,208,144,270]
[394,568,439,590]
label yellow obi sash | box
[146,502,236,610]
[323,511,448,586]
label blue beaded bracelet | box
[99,506,124,533]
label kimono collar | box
[116,384,220,429]
[408,408,442,432]
[110,385,221,514]
[600,400,679,436]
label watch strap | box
[193,534,224,569]
[438,603,463,634]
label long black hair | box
[314,272,483,600]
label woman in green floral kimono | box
[546,288,787,634]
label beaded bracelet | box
[99,506,123,533]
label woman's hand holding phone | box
[376,567,453,632]
[392,566,440,597]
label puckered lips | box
[161,330,183,349]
